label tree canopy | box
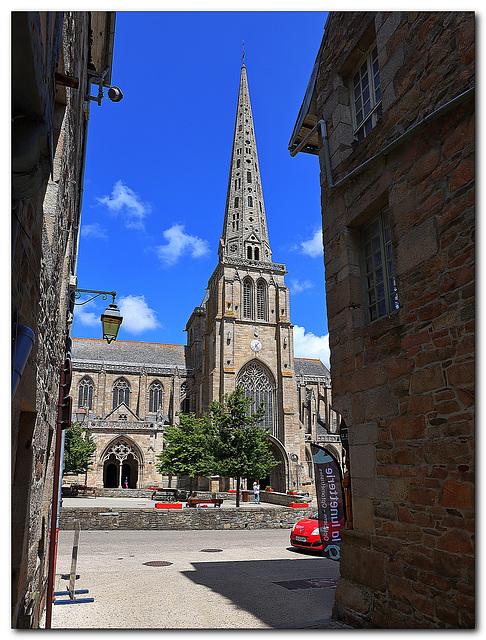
[210,387,279,506]
[63,422,97,475]
[156,413,216,493]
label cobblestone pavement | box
[42,528,347,630]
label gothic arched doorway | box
[249,437,287,493]
[101,438,143,489]
[104,463,118,488]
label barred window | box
[113,377,130,410]
[149,380,164,413]
[361,208,399,322]
[256,279,268,321]
[237,362,275,436]
[78,376,94,409]
[351,44,381,142]
[243,277,254,319]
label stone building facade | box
[11,12,121,628]
[70,61,342,496]
[289,11,474,629]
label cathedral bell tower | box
[186,57,304,492]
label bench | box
[187,498,223,508]
[66,485,96,497]
[152,488,188,501]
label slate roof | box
[294,357,330,378]
[72,338,188,369]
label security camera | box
[107,86,123,102]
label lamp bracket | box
[70,288,117,306]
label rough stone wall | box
[59,506,313,531]
[11,11,93,628]
[314,11,474,629]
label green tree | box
[63,423,97,480]
[210,387,279,507]
[156,413,216,493]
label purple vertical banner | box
[311,444,346,561]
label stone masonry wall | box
[11,12,93,628]
[59,506,313,531]
[313,12,474,629]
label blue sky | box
[73,10,331,366]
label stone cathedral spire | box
[219,61,272,264]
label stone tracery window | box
[148,380,164,413]
[103,439,140,464]
[237,361,275,436]
[113,377,130,410]
[78,376,94,409]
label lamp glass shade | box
[101,303,123,343]
[76,408,86,423]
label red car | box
[290,512,344,551]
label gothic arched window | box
[256,279,268,321]
[248,195,253,207]
[243,277,254,319]
[237,361,275,435]
[113,377,130,410]
[78,376,94,409]
[149,380,164,413]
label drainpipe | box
[289,86,474,192]
[289,119,334,188]
[329,86,474,191]
[11,324,35,398]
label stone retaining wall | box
[59,506,313,531]
[260,490,313,507]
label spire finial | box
[242,40,245,65]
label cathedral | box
[68,61,342,495]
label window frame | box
[243,277,254,319]
[350,43,382,143]
[360,207,399,323]
[256,279,268,321]
[148,380,164,413]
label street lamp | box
[70,288,123,343]
[100,303,123,344]
[75,407,87,424]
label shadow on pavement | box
[181,554,340,629]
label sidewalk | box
[61,496,286,509]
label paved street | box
[44,528,342,629]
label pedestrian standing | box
[253,481,260,504]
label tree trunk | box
[236,476,240,507]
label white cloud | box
[300,229,323,258]
[74,303,100,327]
[97,180,151,230]
[118,295,161,334]
[156,224,210,267]
[289,278,314,294]
[81,223,108,239]
[293,325,330,369]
